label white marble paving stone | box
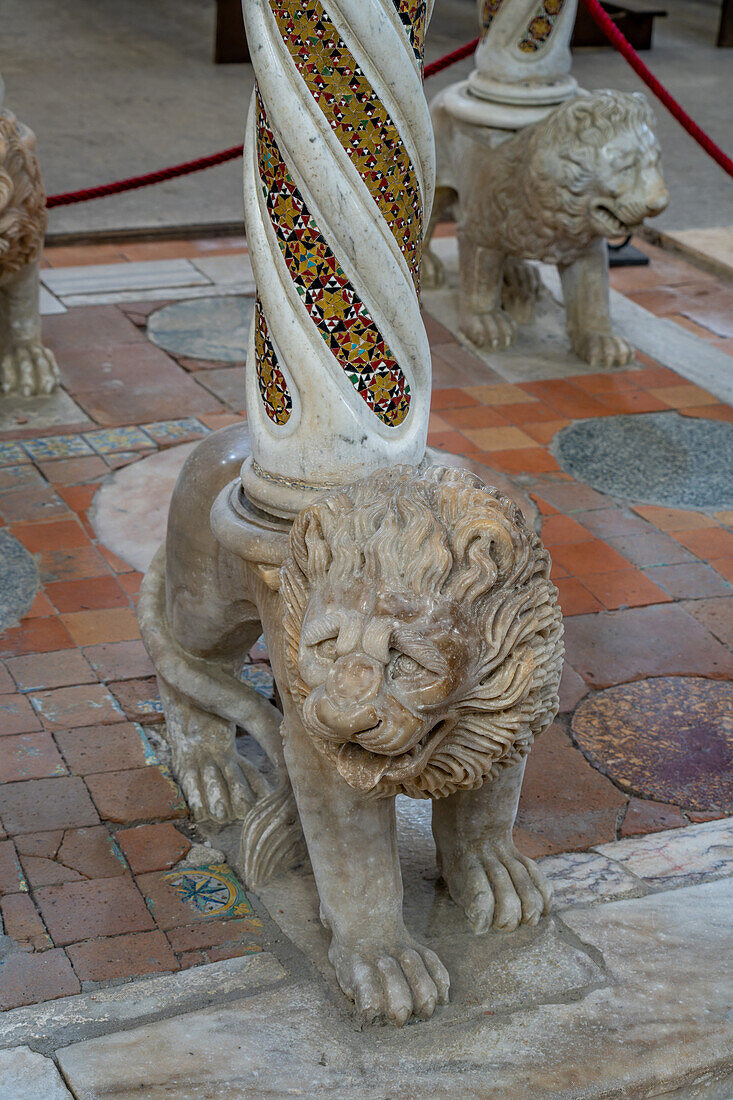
[595,817,733,888]
[0,390,91,433]
[0,953,286,1053]
[539,850,646,909]
[59,282,254,308]
[41,258,211,297]
[0,1046,72,1099]
[661,226,733,278]
[56,879,733,1099]
[39,286,67,315]
[90,442,197,572]
[191,252,256,289]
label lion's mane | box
[489,90,659,263]
[281,464,563,800]
[0,109,46,280]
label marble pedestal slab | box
[54,869,733,1099]
[424,237,733,403]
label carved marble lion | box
[424,89,669,368]
[0,108,59,396]
[139,425,563,1026]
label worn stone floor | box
[0,235,731,1094]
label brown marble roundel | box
[571,677,733,813]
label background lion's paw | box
[574,331,636,369]
[461,309,517,350]
[1,343,60,396]
[330,936,449,1027]
[174,748,254,824]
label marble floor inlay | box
[572,677,733,812]
[552,411,733,511]
[147,295,254,362]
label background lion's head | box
[0,109,46,279]
[524,89,668,256]
[281,464,563,800]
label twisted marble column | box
[469,0,578,111]
[240,0,435,516]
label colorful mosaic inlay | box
[267,0,422,284]
[254,297,292,426]
[256,94,411,427]
[162,863,258,919]
[481,0,505,34]
[518,0,565,51]
[392,0,427,62]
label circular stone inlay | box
[553,411,733,511]
[147,295,254,362]
[572,677,733,812]
[0,529,40,632]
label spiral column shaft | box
[240,0,435,516]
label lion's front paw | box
[329,932,450,1027]
[572,331,635,369]
[461,309,517,350]
[422,248,445,290]
[1,343,60,396]
[441,839,552,934]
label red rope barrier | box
[423,36,479,78]
[579,0,733,179]
[46,15,732,209]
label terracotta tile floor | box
[0,235,731,1009]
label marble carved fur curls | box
[281,464,564,798]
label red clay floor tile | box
[671,526,733,561]
[0,949,80,1010]
[575,569,672,610]
[0,892,50,948]
[553,577,604,616]
[34,875,155,945]
[551,539,632,576]
[0,776,100,835]
[116,823,191,874]
[563,604,733,688]
[85,767,185,824]
[59,608,141,647]
[0,732,68,782]
[539,515,593,545]
[67,929,178,982]
[0,618,75,659]
[29,683,124,729]
[55,722,151,775]
[619,798,687,838]
[6,649,96,692]
[0,693,43,736]
[46,576,129,613]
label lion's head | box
[0,109,46,280]
[281,464,563,800]
[524,90,668,257]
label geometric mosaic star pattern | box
[254,297,293,426]
[392,0,428,64]
[256,92,411,427]
[268,0,423,285]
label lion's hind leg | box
[138,545,305,884]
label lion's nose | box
[326,655,382,706]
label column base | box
[443,76,577,131]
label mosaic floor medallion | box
[0,529,40,632]
[553,412,733,511]
[147,295,254,362]
[572,677,733,812]
[162,862,255,919]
